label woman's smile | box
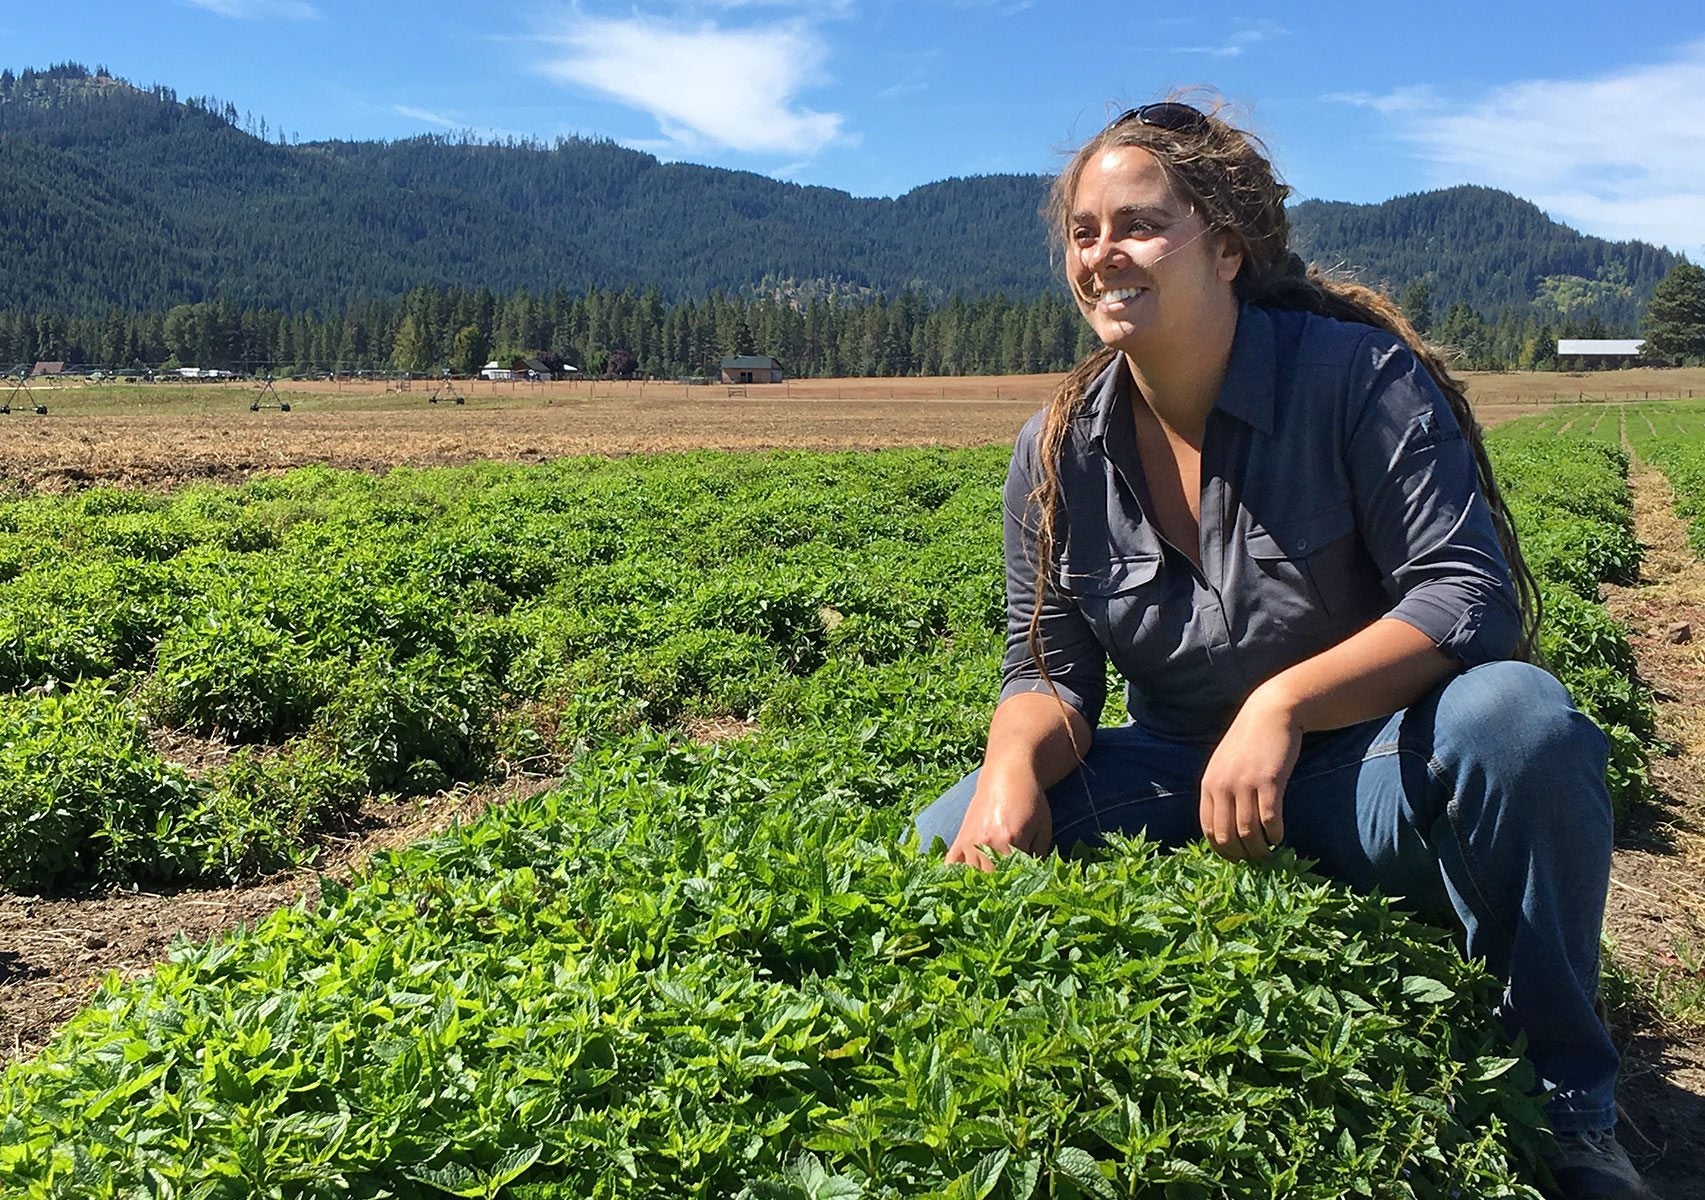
[1097,285,1149,311]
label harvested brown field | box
[0,374,1052,491]
[4,368,1705,492]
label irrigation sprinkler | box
[0,370,48,415]
[249,374,292,413]
[427,372,466,406]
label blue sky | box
[6,1,1704,257]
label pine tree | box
[391,314,432,375]
[1642,260,1705,365]
[1399,279,1433,336]
[451,324,488,377]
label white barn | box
[1557,339,1644,357]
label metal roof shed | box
[1557,339,1645,355]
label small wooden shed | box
[719,355,784,384]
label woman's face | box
[1069,145,1242,361]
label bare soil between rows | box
[0,775,554,1064]
[1599,459,1705,1198]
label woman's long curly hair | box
[1026,94,1541,684]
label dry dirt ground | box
[1600,458,1705,1199]
[8,367,1704,492]
[3,372,1704,1191]
[0,374,1058,491]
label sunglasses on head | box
[1112,102,1209,133]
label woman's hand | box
[943,691,1087,871]
[945,776,1054,873]
[1199,684,1302,862]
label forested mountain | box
[1290,187,1678,329]
[0,63,1681,336]
[0,64,1052,312]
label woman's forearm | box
[1252,617,1458,734]
[980,690,1094,789]
[1199,618,1459,862]
[945,690,1093,869]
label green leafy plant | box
[0,683,203,889]
[0,739,1551,1197]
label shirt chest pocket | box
[1058,554,1164,654]
[1244,500,1357,617]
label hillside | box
[1290,186,1678,328]
[0,66,1053,312]
[0,63,1680,326]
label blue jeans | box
[913,661,1619,1133]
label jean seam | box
[1286,738,1401,787]
[1055,787,1190,844]
[1426,748,1519,949]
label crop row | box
[1623,401,1705,558]
[1,430,1656,892]
[1486,428,1652,811]
[1,715,1550,1198]
[0,451,1007,890]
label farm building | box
[30,361,65,377]
[171,367,238,380]
[480,357,580,381]
[719,355,784,384]
[519,355,578,381]
[1557,339,1645,366]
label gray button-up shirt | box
[999,303,1521,742]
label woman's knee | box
[910,769,979,852]
[1423,660,1610,817]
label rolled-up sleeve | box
[998,419,1109,724]
[1345,336,1521,667]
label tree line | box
[8,275,1695,382]
[1,286,1099,379]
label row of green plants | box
[0,451,1005,891]
[0,431,1653,892]
[0,428,1656,1196]
[1486,426,1654,811]
[1,729,1551,1198]
[1581,404,1705,1032]
[1624,402,1705,555]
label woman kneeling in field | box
[913,97,1648,1200]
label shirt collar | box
[1079,303,1279,443]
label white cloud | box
[184,0,319,18]
[536,14,846,156]
[878,80,926,101]
[395,105,461,129]
[1335,41,1705,254]
[1322,85,1435,116]
[1174,20,1287,58]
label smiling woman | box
[911,95,1654,1200]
